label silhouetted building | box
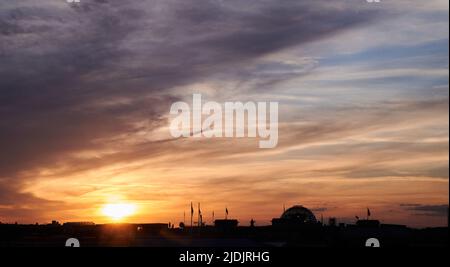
[63,221,95,226]
[135,223,169,234]
[328,217,337,227]
[272,205,317,227]
[214,219,238,229]
[381,223,407,229]
[356,219,380,228]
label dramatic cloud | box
[0,0,447,227]
[0,0,377,173]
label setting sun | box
[101,203,137,221]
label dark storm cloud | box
[0,0,379,212]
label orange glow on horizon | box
[101,203,137,221]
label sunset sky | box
[0,0,448,228]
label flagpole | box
[190,202,193,229]
[199,203,202,227]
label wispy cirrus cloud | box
[401,204,449,217]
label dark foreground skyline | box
[1,202,448,229]
[1,204,448,247]
[1,212,448,247]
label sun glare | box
[101,203,136,221]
